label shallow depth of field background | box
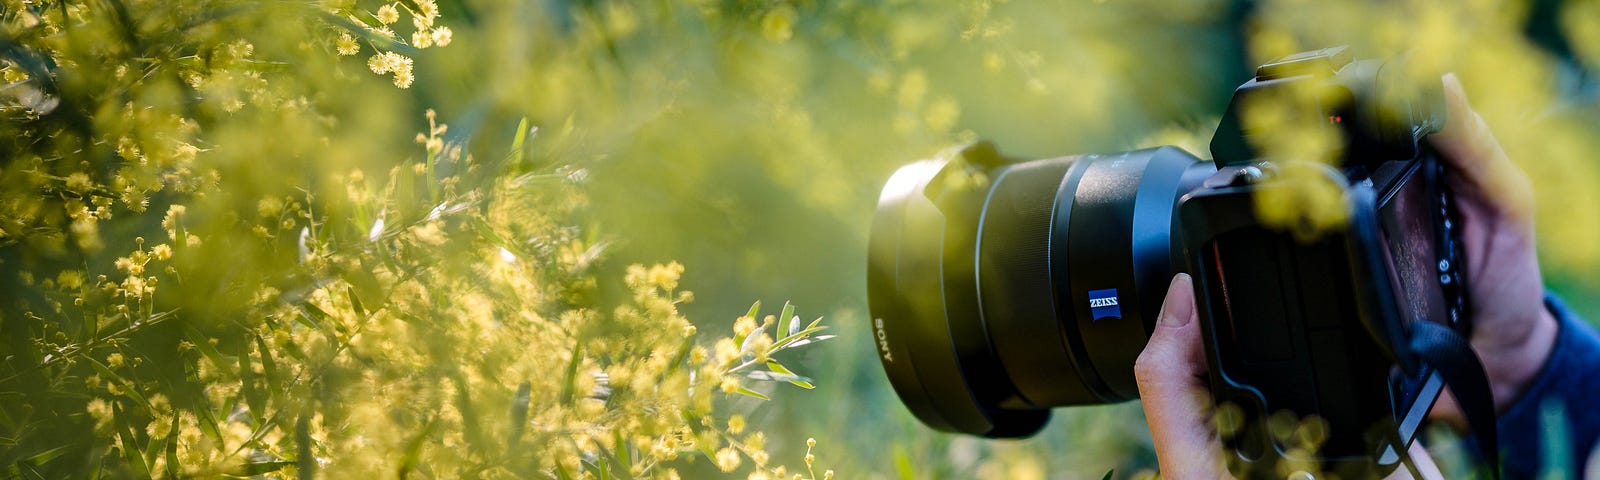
[3,0,1599,478]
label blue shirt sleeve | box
[1494,294,1600,479]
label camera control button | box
[1229,166,1265,186]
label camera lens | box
[868,146,1212,437]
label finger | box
[1428,73,1536,223]
[1136,274,1226,479]
[1382,441,1445,480]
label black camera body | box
[867,47,1475,477]
[1179,47,1467,476]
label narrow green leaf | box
[231,461,294,476]
[115,406,150,477]
[164,415,180,478]
[560,342,584,405]
[345,285,367,317]
[255,334,281,411]
[296,408,314,480]
[239,343,264,420]
[397,416,436,479]
[182,325,229,373]
[610,429,633,478]
[554,462,577,480]
[770,325,830,351]
[765,360,794,376]
[20,445,71,466]
[506,117,530,167]
[1101,470,1115,480]
[893,443,915,480]
[194,403,223,444]
[734,386,770,400]
[745,301,761,320]
[756,363,816,389]
[777,301,795,338]
[508,381,531,448]
[393,0,424,17]
[86,359,149,409]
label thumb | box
[1429,72,1535,224]
[1136,274,1226,479]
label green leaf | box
[1101,469,1115,480]
[610,429,634,478]
[231,461,294,476]
[393,0,425,17]
[239,342,264,421]
[777,301,795,338]
[560,342,584,405]
[182,325,230,374]
[296,408,315,480]
[86,359,150,409]
[770,325,830,351]
[893,444,915,480]
[762,361,817,389]
[734,386,770,400]
[346,285,367,317]
[20,445,71,467]
[745,301,761,320]
[255,334,282,409]
[506,117,530,167]
[114,405,150,477]
[164,415,180,478]
[194,403,223,445]
[397,416,436,479]
[508,381,531,448]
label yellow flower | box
[727,414,746,434]
[430,26,452,47]
[415,0,439,25]
[375,4,399,25]
[733,316,757,337]
[761,5,797,42]
[715,447,741,472]
[335,32,359,56]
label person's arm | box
[1489,294,1600,478]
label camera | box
[867,47,1487,477]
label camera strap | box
[1407,320,1500,478]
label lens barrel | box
[868,145,1212,437]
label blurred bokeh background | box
[3,0,1598,478]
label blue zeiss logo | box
[1088,288,1121,321]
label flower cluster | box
[331,0,453,88]
[0,2,832,478]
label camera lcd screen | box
[1376,164,1451,330]
[1375,161,1452,419]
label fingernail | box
[1157,273,1194,327]
[1440,73,1470,129]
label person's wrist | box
[1475,305,1560,411]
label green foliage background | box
[2,0,1598,478]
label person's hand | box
[1135,274,1445,479]
[1427,73,1559,423]
[1134,273,1228,479]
